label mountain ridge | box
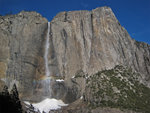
[0,6,150,113]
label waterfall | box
[42,22,51,96]
[24,22,68,113]
[44,22,50,77]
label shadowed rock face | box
[0,7,150,103]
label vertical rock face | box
[50,6,150,86]
[0,11,48,99]
[0,6,150,102]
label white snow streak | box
[56,79,64,82]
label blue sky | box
[0,0,150,44]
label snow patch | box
[24,101,30,106]
[72,76,75,78]
[56,79,64,82]
[80,96,83,99]
[24,98,68,113]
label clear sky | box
[0,0,150,44]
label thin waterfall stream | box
[43,22,51,96]
[44,22,50,77]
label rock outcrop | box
[49,6,150,84]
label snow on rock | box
[80,96,83,99]
[72,76,75,78]
[24,98,68,113]
[56,79,64,82]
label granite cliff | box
[0,6,150,113]
[50,7,150,84]
[0,11,48,99]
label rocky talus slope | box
[50,65,150,113]
[0,6,150,113]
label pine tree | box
[10,83,19,101]
[0,85,11,112]
[10,83,22,113]
[1,85,9,96]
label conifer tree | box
[0,85,11,112]
[2,85,9,96]
[10,83,22,113]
